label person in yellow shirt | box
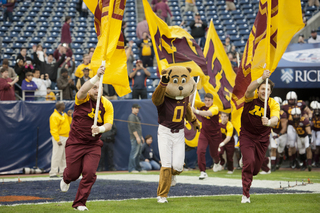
[49,101,73,178]
[218,112,235,174]
[46,87,56,101]
[74,53,93,82]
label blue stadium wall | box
[0,100,204,174]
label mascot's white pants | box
[312,130,320,149]
[269,133,287,153]
[157,124,185,172]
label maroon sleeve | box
[166,4,172,16]
[0,79,11,91]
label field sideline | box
[1,169,320,212]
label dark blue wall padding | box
[0,100,210,174]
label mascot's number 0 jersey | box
[157,96,189,130]
[241,93,280,140]
[68,93,114,146]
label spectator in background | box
[2,0,16,23]
[136,17,149,40]
[298,35,306,44]
[184,0,198,15]
[34,52,65,90]
[224,36,236,54]
[302,10,307,25]
[136,32,154,68]
[15,59,29,86]
[128,103,144,173]
[98,123,117,171]
[61,56,76,78]
[46,87,56,101]
[227,52,237,68]
[74,53,91,83]
[226,0,236,11]
[53,44,73,67]
[103,84,118,100]
[151,0,167,9]
[140,135,161,171]
[308,29,320,43]
[121,21,128,46]
[16,47,33,66]
[61,16,72,45]
[308,0,319,7]
[21,72,38,101]
[35,44,46,62]
[129,60,151,99]
[0,59,17,80]
[190,12,207,45]
[49,101,72,178]
[80,0,88,18]
[32,69,51,101]
[57,68,76,100]
[76,67,90,91]
[125,40,134,77]
[0,67,19,101]
[88,47,95,62]
[153,0,172,25]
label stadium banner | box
[84,0,131,97]
[0,100,203,174]
[270,43,320,88]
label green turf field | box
[1,194,319,213]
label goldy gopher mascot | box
[152,66,200,203]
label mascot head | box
[161,66,196,100]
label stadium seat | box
[12,43,24,49]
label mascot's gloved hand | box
[161,73,170,84]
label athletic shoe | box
[157,197,168,203]
[227,170,234,174]
[171,175,177,187]
[308,165,312,172]
[139,170,147,173]
[60,179,70,192]
[259,170,271,175]
[290,161,296,169]
[213,163,223,172]
[74,206,88,211]
[199,171,208,180]
[241,195,250,203]
[50,175,58,178]
[271,165,277,172]
[130,170,139,173]
[239,157,243,168]
[300,165,306,171]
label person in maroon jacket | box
[2,0,16,23]
[60,66,114,211]
[0,67,19,100]
[153,0,172,25]
[60,16,72,44]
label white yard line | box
[2,174,320,193]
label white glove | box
[219,142,225,148]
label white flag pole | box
[191,76,200,108]
[93,60,106,137]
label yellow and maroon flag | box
[231,0,304,133]
[142,0,209,87]
[84,0,131,97]
[202,20,236,113]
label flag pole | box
[191,76,200,108]
[93,60,106,137]
[264,0,271,117]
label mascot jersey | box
[157,96,189,130]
